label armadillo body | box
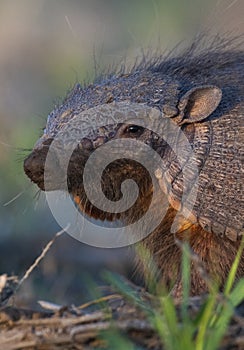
[23,37,244,295]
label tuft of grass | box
[104,236,244,350]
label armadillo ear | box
[178,85,222,124]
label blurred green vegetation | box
[103,239,244,350]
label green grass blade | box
[224,235,244,296]
[181,243,191,323]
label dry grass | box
[0,230,243,350]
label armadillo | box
[24,38,244,295]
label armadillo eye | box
[126,125,144,135]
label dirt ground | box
[0,271,243,350]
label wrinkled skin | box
[24,38,244,296]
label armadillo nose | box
[24,151,45,190]
[23,138,53,190]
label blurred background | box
[0,0,243,308]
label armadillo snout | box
[24,138,53,190]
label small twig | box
[17,225,69,291]
[71,319,153,337]
[78,294,122,310]
[16,311,107,327]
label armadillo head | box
[24,73,227,233]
